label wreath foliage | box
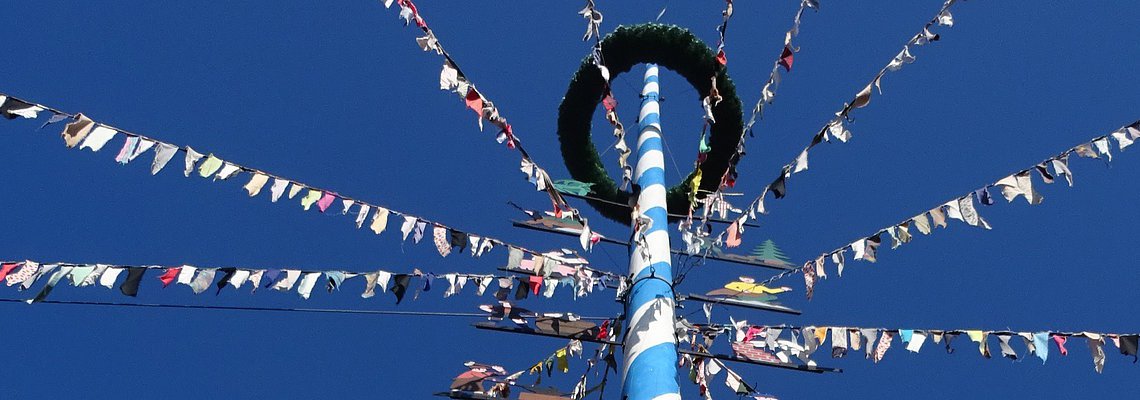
[557,23,743,224]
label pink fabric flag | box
[464,88,484,116]
[725,222,742,248]
[317,192,337,213]
[1053,334,1069,356]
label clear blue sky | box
[2,1,1139,399]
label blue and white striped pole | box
[621,64,681,400]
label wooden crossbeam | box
[473,322,622,345]
[473,324,843,375]
[556,191,761,228]
[682,293,802,315]
[510,220,794,271]
[678,349,842,374]
[434,391,498,399]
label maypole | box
[622,64,681,400]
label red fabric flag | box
[399,0,427,28]
[464,87,484,116]
[715,49,728,66]
[779,45,794,72]
[500,124,516,149]
[0,262,21,281]
[597,320,610,340]
[158,267,182,288]
[602,94,618,112]
[528,275,543,295]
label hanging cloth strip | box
[379,0,588,238]
[700,322,1139,373]
[749,119,1140,297]
[0,258,621,303]
[717,0,963,246]
[691,0,818,232]
[0,92,596,266]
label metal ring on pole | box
[557,23,744,225]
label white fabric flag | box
[247,269,265,291]
[400,216,417,240]
[995,172,1042,205]
[355,205,371,228]
[371,208,390,235]
[1051,157,1074,187]
[1112,128,1135,150]
[269,178,289,202]
[98,267,124,289]
[1093,137,1112,161]
[229,269,251,289]
[176,266,198,285]
[906,331,928,353]
[79,126,118,152]
[189,268,217,294]
[215,163,242,180]
[129,138,156,162]
[440,61,460,91]
[151,143,179,175]
[79,264,110,287]
[183,147,204,177]
[542,278,558,298]
[273,270,302,291]
[376,271,392,293]
[793,149,809,173]
[851,240,867,260]
[296,272,321,299]
[476,276,493,296]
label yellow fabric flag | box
[300,189,322,210]
[965,330,990,357]
[198,154,224,178]
[555,348,569,373]
[815,327,829,345]
[688,169,703,203]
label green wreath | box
[557,23,744,225]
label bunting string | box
[696,321,1140,373]
[684,0,818,250]
[681,346,770,399]
[379,1,595,248]
[0,92,591,265]
[765,119,1139,299]
[0,298,495,318]
[0,254,622,305]
[577,1,635,194]
[702,0,817,195]
[450,340,590,398]
[716,0,962,249]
